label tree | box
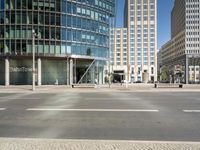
[160,66,170,82]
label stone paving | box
[0,138,200,150]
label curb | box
[0,138,200,150]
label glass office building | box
[0,0,115,85]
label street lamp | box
[32,29,37,91]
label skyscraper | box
[159,0,200,84]
[110,28,127,82]
[112,0,157,83]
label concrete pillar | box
[37,58,41,86]
[66,58,70,85]
[70,59,73,85]
[199,65,200,83]
[148,66,151,81]
[99,69,103,85]
[5,58,9,86]
[194,65,196,83]
[74,59,77,83]
[154,66,158,82]
[142,72,149,83]
[134,67,137,82]
[185,55,189,84]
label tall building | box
[159,0,200,84]
[0,0,115,85]
[171,0,185,38]
[112,0,157,83]
[110,28,127,82]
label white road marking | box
[26,108,159,112]
[0,108,6,111]
[0,98,41,100]
[86,98,141,100]
[183,110,200,113]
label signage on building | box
[10,67,32,73]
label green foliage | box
[160,66,170,82]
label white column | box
[148,66,151,81]
[5,58,9,86]
[37,58,41,86]
[99,70,103,85]
[32,30,36,91]
[70,59,73,85]
[185,56,189,84]
[67,58,70,85]
[155,55,158,82]
[199,65,200,83]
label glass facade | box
[0,0,115,85]
[0,0,115,58]
[9,59,32,85]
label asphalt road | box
[0,92,200,141]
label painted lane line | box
[26,108,159,112]
[86,98,141,101]
[183,110,200,113]
[0,108,7,111]
[0,98,41,100]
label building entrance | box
[113,70,125,83]
[74,59,104,84]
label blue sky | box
[116,0,174,49]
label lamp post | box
[32,30,36,91]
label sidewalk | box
[0,84,200,93]
[0,138,200,150]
